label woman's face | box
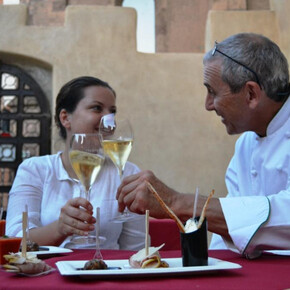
[66,85,116,135]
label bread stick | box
[197,189,215,229]
[146,181,185,233]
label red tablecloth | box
[1,249,290,289]
[149,218,181,250]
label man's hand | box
[116,170,180,219]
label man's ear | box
[59,109,71,130]
[245,81,261,109]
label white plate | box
[25,246,73,257]
[264,250,290,256]
[56,257,241,278]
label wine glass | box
[99,114,136,222]
[68,133,105,248]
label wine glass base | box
[65,235,106,249]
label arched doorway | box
[0,62,51,219]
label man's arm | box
[117,170,231,240]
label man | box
[117,33,290,259]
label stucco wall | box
[0,1,289,200]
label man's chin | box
[225,125,237,135]
[226,127,242,136]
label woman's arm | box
[29,197,96,246]
[6,157,96,246]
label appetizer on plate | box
[20,241,40,252]
[3,252,52,275]
[129,244,169,268]
[83,259,108,270]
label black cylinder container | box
[180,217,208,267]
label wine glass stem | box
[118,169,123,180]
[85,188,91,202]
[119,172,130,216]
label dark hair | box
[54,76,116,139]
[204,33,290,102]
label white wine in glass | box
[69,150,104,201]
[99,114,136,222]
[68,133,105,248]
[101,139,133,178]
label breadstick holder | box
[180,217,208,267]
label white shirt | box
[210,96,290,258]
[6,153,145,250]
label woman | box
[6,76,145,250]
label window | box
[0,63,51,218]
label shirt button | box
[251,170,258,177]
[276,165,283,171]
[285,131,290,138]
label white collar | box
[55,151,72,181]
[266,97,290,136]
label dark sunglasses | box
[212,41,262,89]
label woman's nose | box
[101,110,113,118]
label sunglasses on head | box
[212,41,262,89]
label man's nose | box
[205,94,214,111]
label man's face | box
[203,60,250,135]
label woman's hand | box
[57,197,96,238]
[116,170,180,219]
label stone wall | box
[18,0,271,52]
[155,0,270,52]
[20,0,123,26]
[0,1,289,200]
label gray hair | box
[203,33,289,102]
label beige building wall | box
[16,0,273,53]
[155,0,271,53]
[0,1,289,202]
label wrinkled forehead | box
[203,59,223,85]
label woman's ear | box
[245,81,262,109]
[59,109,71,130]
